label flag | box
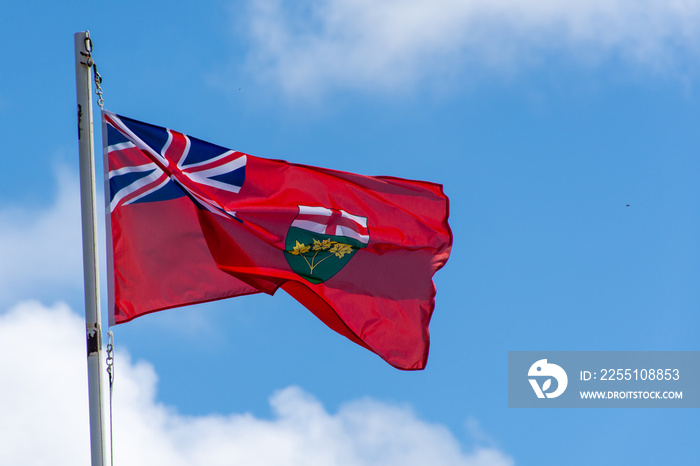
[104,111,452,370]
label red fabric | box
[107,114,451,370]
[194,156,452,370]
[110,195,261,324]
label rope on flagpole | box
[106,330,115,466]
[81,33,106,109]
[87,35,111,464]
[94,64,104,109]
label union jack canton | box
[104,111,246,219]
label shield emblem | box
[284,205,369,284]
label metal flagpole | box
[74,30,107,466]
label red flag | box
[104,111,452,370]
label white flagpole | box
[74,30,107,466]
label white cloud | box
[0,301,514,466]
[0,166,84,306]
[241,0,700,96]
[0,301,91,465]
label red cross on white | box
[292,205,369,244]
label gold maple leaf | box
[330,242,353,258]
[312,238,333,251]
[290,241,310,255]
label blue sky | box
[1,1,699,464]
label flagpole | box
[74,30,107,466]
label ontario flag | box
[104,111,452,370]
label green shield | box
[284,226,366,284]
